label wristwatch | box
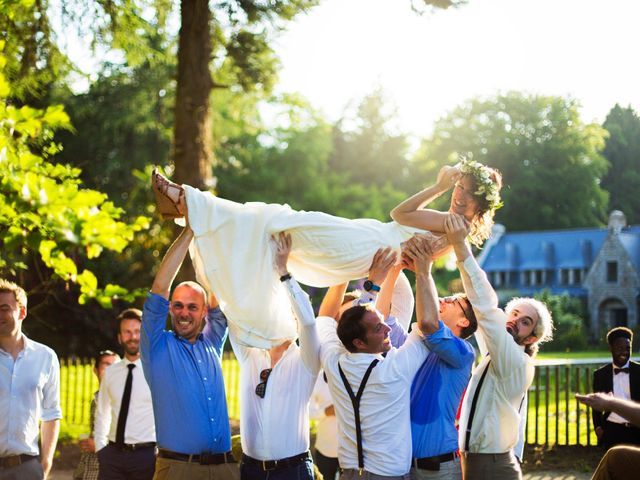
[363,280,380,292]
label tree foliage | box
[0,43,149,308]
[413,92,610,231]
[600,104,640,224]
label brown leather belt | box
[0,454,38,469]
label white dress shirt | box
[230,277,320,460]
[609,361,632,424]
[94,357,156,451]
[457,256,535,454]
[317,316,430,476]
[0,336,62,456]
[309,373,338,458]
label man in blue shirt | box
[394,237,478,479]
[141,225,239,480]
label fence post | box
[554,365,559,445]
[534,368,540,445]
[545,366,549,446]
[565,365,570,445]
[575,367,581,445]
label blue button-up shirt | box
[0,336,62,456]
[388,320,475,458]
[141,292,231,454]
[411,321,474,458]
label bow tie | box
[614,367,630,375]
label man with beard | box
[95,309,156,480]
[592,327,640,449]
[141,224,238,480]
[445,214,554,480]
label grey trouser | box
[341,469,410,480]
[460,451,521,480]
[410,457,461,480]
[0,456,43,480]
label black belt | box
[109,441,156,451]
[242,452,310,471]
[0,454,38,469]
[413,452,457,471]
[158,448,236,465]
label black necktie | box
[115,363,136,445]
[614,367,630,375]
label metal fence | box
[60,354,606,446]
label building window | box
[607,261,618,283]
[499,271,507,287]
[534,270,543,286]
[560,269,569,285]
[572,268,582,285]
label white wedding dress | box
[184,185,448,348]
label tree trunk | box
[173,0,213,190]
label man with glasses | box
[142,224,238,480]
[230,233,320,480]
[314,239,440,479]
[383,238,477,479]
[445,214,554,480]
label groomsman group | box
[1,213,555,480]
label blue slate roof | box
[619,227,640,272]
[480,227,608,272]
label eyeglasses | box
[454,298,474,323]
[255,368,272,398]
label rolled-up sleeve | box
[40,352,62,422]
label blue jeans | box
[240,458,314,480]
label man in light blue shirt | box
[0,279,62,480]
[393,238,478,479]
[141,225,238,480]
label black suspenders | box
[338,359,379,474]
[464,358,491,452]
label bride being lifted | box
[152,158,502,348]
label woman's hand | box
[436,164,461,191]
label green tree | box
[0,43,149,351]
[600,104,640,223]
[413,92,610,231]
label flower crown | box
[458,158,503,212]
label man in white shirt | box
[232,233,320,480]
[95,309,156,480]
[445,214,554,479]
[316,244,436,479]
[0,279,62,480]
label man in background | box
[592,327,640,449]
[0,279,62,479]
[74,350,119,480]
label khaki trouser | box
[592,445,640,480]
[460,452,521,480]
[153,456,239,480]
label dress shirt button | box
[208,397,212,401]
[210,418,215,422]
[203,377,207,381]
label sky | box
[271,0,640,138]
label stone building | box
[478,211,640,337]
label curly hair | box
[465,167,503,247]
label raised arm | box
[275,232,320,375]
[390,164,460,231]
[150,226,194,299]
[403,237,439,335]
[318,283,349,320]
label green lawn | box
[536,350,610,361]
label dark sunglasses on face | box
[255,368,272,398]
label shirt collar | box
[614,361,630,370]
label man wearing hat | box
[592,326,640,449]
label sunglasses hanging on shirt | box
[255,368,272,398]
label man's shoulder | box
[24,336,58,360]
[594,363,612,375]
